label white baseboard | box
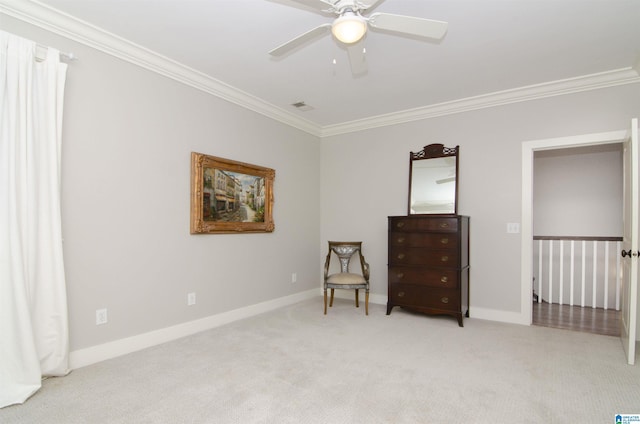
[327,290,528,325]
[470,306,528,325]
[70,290,529,370]
[69,289,318,370]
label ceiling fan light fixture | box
[331,11,367,44]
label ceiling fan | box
[269,0,448,75]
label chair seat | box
[326,272,366,285]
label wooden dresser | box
[387,215,470,326]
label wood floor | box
[532,301,620,337]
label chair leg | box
[355,289,359,307]
[365,291,369,315]
[329,289,335,307]
[324,289,327,315]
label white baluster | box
[559,240,564,305]
[538,239,543,303]
[604,241,609,310]
[570,240,575,306]
[581,240,586,307]
[592,241,598,309]
[548,240,554,305]
[616,240,621,311]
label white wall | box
[321,86,640,319]
[3,17,322,354]
[4,12,640,360]
[534,144,623,237]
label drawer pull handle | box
[397,273,404,279]
[441,297,449,304]
[397,237,405,243]
[397,222,405,228]
[439,222,449,228]
[397,253,405,260]
[440,237,449,244]
[441,255,449,262]
[398,291,405,298]
[440,276,448,283]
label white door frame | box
[520,130,628,325]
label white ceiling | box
[10,0,640,132]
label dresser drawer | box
[389,247,459,267]
[389,231,458,249]
[388,267,458,288]
[390,284,460,312]
[390,217,458,233]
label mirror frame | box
[408,144,459,215]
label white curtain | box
[0,31,69,408]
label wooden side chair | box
[323,241,370,315]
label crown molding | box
[320,67,640,137]
[2,0,639,140]
[0,0,323,137]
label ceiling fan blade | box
[269,23,332,56]
[360,0,385,11]
[346,43,368,75]
[281,0,340,11]
[368,13,448,39]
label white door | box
[620,118,638,365]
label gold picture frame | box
[190,152,275,234]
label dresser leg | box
[457,314,464,327]
[386,304,393,315]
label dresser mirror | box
[408,144,459,215]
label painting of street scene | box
[190,152,274,234]
[202,167,266,223]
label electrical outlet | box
[187,292,196,306]
[96,308,108,325]
[291,273,297,283]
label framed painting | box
[190,152,275,234]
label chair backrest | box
[328,241,362,273]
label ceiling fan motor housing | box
[331,10,368,44]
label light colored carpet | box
[2,297,639,423]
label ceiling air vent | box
[291,101,313,111]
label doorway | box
[520,129,628,330]
[530,144,623,336]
